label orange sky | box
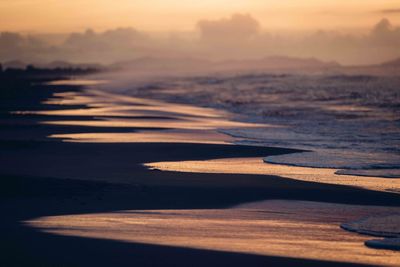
[0,0,399,33]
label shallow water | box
[122,73,400,178]
[341,214,400,250]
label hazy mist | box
[1,14,400,66]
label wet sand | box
[145,157,400,193]
[1,77,399,266]
[26,200,400,266]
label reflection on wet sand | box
[43,90,231,118]
[51,129,233,144]
[25,200,400,266]
[45,79,108,86]
[35,90,266,136]
[42,117,261,130]
[145,157,400,193]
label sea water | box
[124,73,400,178]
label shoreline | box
[112,72,400,180]
[1,76,399,266]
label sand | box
[144,157,400,194]
[25,200,400,266]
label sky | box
[1,1,400,65]
[1,0,400,33]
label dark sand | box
[1,75,399,266]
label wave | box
[120,73,400,178]
[341,215,400,250]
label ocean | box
[123,73,400,178]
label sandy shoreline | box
[25,200,400,266]
[145,157,400,194]
[1,77,399,266]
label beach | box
[1,76,399,266]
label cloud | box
[61,28,155,62]
[64,28,149,48]
[370,18,400,45]
[197,14,260,44]
[0,28,160,64]
[0,32,49,62]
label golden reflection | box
[50,129,233,144]
[145,157,400,193]
[45,80,108,86]
[43,90,230,118]
[36,89,267,130]
[25,200,400,266]
[42,118,261,130]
